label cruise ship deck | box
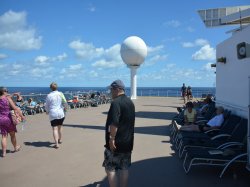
[0,97,249,187]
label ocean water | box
[7,87,215,101]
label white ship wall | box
[216,25,250,118]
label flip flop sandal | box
[15,145,21,152]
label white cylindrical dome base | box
[130,66,139,100]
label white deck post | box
[130,66,138,100]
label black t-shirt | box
[105,94,135,153]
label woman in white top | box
[45,82,67,149]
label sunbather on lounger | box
[179,106,224,132]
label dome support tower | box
[130,65,139,99]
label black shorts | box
[50,117,65,127]
[198,124,210,132]
[102,149,131,171]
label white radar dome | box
[120,36,147,66]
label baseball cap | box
[108,79,125,90]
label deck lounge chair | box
[179,118,247,158]
[175,112,233,146]
[170,102,217,143]
[175,109,231,151]
[182,141,247,178]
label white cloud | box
[192,44,216,61]
[88,4,96,12]
[0,10,42,51]
[9,70,20,76]
[69,39,168,70]
[35,53,67,66]
[35,56,50,65]
[140,62,215,84]
[186,26,195,32]
[147,45,164,54]
[54,53,67,62]
[69,40,104,60]
[161,63,176,72]
[0,53,7,59]
[12,64,23,69]
[69,40,124,69]
[92,59,124,69]
[69,64,82,71]
[195,39,209,46]
[163,37,181,42]
[182,38,209,48]
[89,70,98,77]
[8,64,24,75]
[163,20,181,28]
[30,67,53,78]
[203,63,215,72]
[143,45,168,66]
[146,54,168,66]
[60,64,84,78]
[182,42,194,48]
[0,64,7,69]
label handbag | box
[10,110,22,126]
[7,97,22,125]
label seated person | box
[27,98,37,108]
[73,96,78,102]
[13,92,24,107]
[183,102,197,125]
[179,106,224,132]
[197,97,213,115]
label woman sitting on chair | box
[183,102,197,125]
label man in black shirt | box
[103,80,135,187]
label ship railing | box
[15,90,215,100]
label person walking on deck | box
[181,83,187,103]
[103,80,135,187]
[45,82,67,149]
[0,87,25,157]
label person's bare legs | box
[58,125,62,143]
[1,135,7,157]
[180,125,199,132]
[106,170,118,187]
[119,169,129,187]
[52,126,59,148]
[9,131,20,151]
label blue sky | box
[0,0,249,87]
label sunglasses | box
[4,90,8,93]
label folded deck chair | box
[179,118,247,158]
[182,142,247,178]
